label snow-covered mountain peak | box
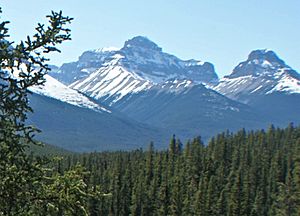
[30,74,111,113]
[51,36,218,85]
[69,64,152,105]
[117,36,218,84]
[228,49,291,79]
[214,50,300,101]
[51,36,219,105]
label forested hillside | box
[53,124,300,216]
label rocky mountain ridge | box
[28,37,300,151]
[214,49,300,102]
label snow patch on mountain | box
[214,49,300,100]
[160,79,194,91]
[70,65,152,104]
[63,36,218,105]
[93,47,120,53]
[267,70,300,94]
[53,36,218,89]
[30,74,111,113]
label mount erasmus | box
[27,36,300,152]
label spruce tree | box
[0,8,72,215]
[0,8,104,215]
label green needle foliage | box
[0,7,102,215]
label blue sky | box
[1,0,299,77]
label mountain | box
[52,36,218,105]
[42,40,299,149]
[112,79,267,141]
[214,49,300,100]
[50,47,119,84]
[28,93,168,152]
[63,37,273,141]
[214,49,300,124]
[29,74,110,113]
[28,75,168,152]
[52,38,300,142]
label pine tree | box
[273,153,299,216]
[292,139,300,215]
[216,189,227,216]
[169,159,183,216]
[228,169,243,216]
[146,142,155,185]
[194,176,207,216]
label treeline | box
[53,124,300,216]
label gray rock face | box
[50,49,118,84]
[34,44,300,152]
[214,49,300,126]
[123,36,162,52]
[50,36,218,86]
[119,36,218,83]
[214,49,300,100]
[228,49,289,79]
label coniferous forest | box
[51,124,300,216]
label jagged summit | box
[247,49,283,64]
[228,49,290,79]
[52,36,218,104]
[31,42,300,150]
[122,36,162,52]
[214,49,300,101]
